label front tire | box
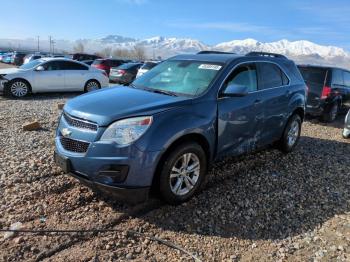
[279,114,302,153]
[5,79,30,98]
[84,80,100,93]
[159,142,207,205]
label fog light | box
[97,165,129,184]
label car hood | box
[64,86,192,126]
[0,68,23,76]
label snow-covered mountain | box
[214,38,349,58]
[0,35,349,68]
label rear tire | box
[84,80,100,93]
[279,114,302,153]
[5,79,30,98]
[159,142,207,205]
[322,103,338,122]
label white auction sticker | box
[198,64,222,70]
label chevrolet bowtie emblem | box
[61,128,72,137]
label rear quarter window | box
[332,69,344,86]
[258,63,287,90]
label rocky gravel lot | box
[0,87,349,261]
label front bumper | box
[54,113,163,203]
[0,79,8,93]
[55,152,149,203]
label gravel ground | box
[0,86,349,261]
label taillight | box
[321,86,331,99]
[118,70,126,75]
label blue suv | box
[54,51,306,204]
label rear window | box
[110,60,123,67]
[92,59,106,65]
[118,63,141,69]
[298,67,327,86]
[141,62,158,70]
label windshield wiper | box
[129,84,178,97]
[148,88,178,97]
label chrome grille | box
[60,137,90,153]
[63,112,98,131]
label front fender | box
[135,100,217,159]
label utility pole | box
[49,36,52,54]
[52,40,56,55]
[37,36,40,52]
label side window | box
[225,63,258,92]
[258,63,288,90]
[343,71,350,87]
[332,69,344,86]
[62,61,88,70]
[43,61,61,71]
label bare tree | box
[133,45,146,61]
[73,41,85,53]
[101,47,112,58]
[113,48,133,59]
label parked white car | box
[0,58,109,98]
[136,61,160,78]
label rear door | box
[62,61,89,91]
[217,63,264,158]
[298,66,328,109]
[33,61,65,92]
[257,62,290,143]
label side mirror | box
[35,65,45,71]
[221,84,249,97]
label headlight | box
[100,116,153,145]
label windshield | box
[19,60,43,70]
[133,60,223,96]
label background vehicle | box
[11,52,27,66]
[23,54,47,64]
[136,61,160,78]
[344,109,350,138]
[298,65,350,122]
[71,53,101,61]
[3,53,13,63]
[81,60,95,65]
[92,58,130,76]
[0,58,109,98]
[55,51,306,204]
[109,62,143,84]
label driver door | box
[34,61,65,92]
[217,63,264,158]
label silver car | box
[0,58,109,98]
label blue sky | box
[0,0,350,49]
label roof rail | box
[246,51,287,59]
[197,50,236,55]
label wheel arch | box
[4,78,32,97]
[84,79,101,91]
[150,133,211,192]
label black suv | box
[298,65,350,122]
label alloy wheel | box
[10,81,28,97]
[287,120,300,147]
[86,81,99,92]
[169,153,200,196]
